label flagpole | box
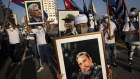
[106,0,111,37]
[123,0,129,15]
[2,0,11,32]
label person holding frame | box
[122,11,140,72]
[24,12,52,72]
[56,14,113,79]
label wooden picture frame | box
[54,32,107,79]
[24,0,44,25]
[58,10,80,36]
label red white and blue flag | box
[11,0,48,19]
[63,0,84,14]
[116,0,126,20]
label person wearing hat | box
[122,11,140,72]
[61,14,78,36]
[99,13,117,67]
[74,14,89,34]
[87,14,98,32]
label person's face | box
[75,23,89,34]
[31,6,42,18]
[77,55,93,75]
[64,20,74,30]
[133,9,137,13]
[89,16,93,20]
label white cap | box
[89,14,93,17]
[129,12,136,16]
[9,25,12,28]
[74,14,88,25]
[103,13,108,18]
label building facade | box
[43,0,58,24]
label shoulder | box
[30,18,37,23]
[77,71,84,79]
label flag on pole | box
[63,0,84,13]
[11,0,48,19]
[103,0,116,7]
[83,0,88,16]
[88,0,97,16]
[116,0,126,20]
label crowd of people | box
[0,6,140,79]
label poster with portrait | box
[24,0,44,25]
[58,10,80,36]
[54,32,107,79]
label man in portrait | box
[76,52,103,79]
[28,3,42,23]
[61,14,78,36]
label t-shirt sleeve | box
[122,23,129,31]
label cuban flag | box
[116,0,126,20]
[103,0,116,7]
[63,0,84,14]
[11,0,48,19]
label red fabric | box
[11,0,24,2]
[64,0,73,10]
[109,5,115,13]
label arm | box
[103,27,109,34]
[123,30,139,35]
[26,25,33,33]
[24,15,33,33]
[44,18,51,31]
[7,19,15,29]
[99,23,109,34]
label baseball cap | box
[89,14,93,17]
[74,14,88,25]
[103,13,108,18]
[129,12,137,16]
[62,14,75,21]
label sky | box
[2,0,140,24]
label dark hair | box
[130,7,137,12]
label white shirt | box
[123,21,139,43]
[89,20,97,29]
[7,28,20,44]
[99,21,117,44]
[32,28,47,45]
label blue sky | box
[2,0,140,24]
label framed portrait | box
[24,0,44,25]
[58,10,80,36]
[54,32,107,79]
